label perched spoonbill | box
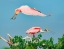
[11,5,52,20]
[26,27,49,37]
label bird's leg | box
[33,34,35,38]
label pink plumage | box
[11,5,51,20]
[26,27,41,34]
[19,5,47,16]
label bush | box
[4,34,64,49]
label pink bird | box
[26,27,49,37]
[11,5,52,20]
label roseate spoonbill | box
[11,5,52,20]
[26,27,49,37]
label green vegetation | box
[3,34,64,49]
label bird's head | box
[44,29,49,32]
[39,29,49,33]
[14,9,21,15]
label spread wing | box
[20,5,47,16]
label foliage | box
[3,47,10,49]
[4,34,64,49]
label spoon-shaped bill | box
[44,29,50,32]
[10,14,17,20]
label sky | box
[0,0,64,48]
